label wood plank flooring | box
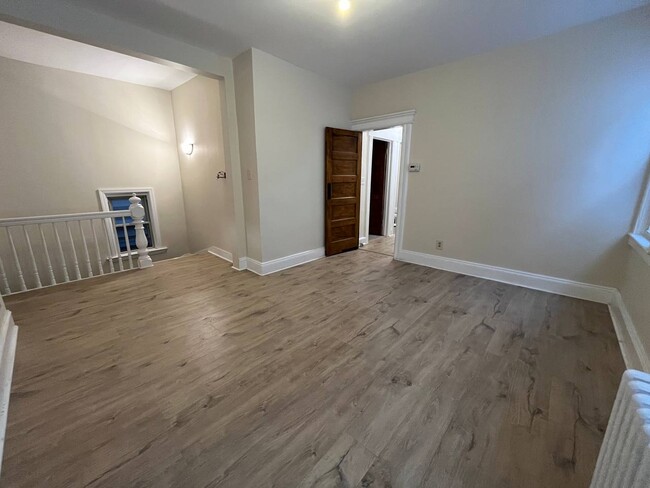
[360,235,395,256]
[2,251,625,487]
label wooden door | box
[325,127,363,256]
[368,139,388,236]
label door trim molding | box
[351,110,416,131]
[351,110,415,261]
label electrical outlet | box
[435,240,444,251]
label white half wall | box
[352,8,650,288]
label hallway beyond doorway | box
[360,234,394,256]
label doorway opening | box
[359,125,403,257]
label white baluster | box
[101,220,116,274]
[38,224,56,285]
[65,221,82,280]
[53,224,70,283]
[129,194,153,269]
[121,218,134,270]
[111,218,124,272]
[22,226,41,289]
[6,228,25,291]
[90,220,104,276]
[78,220,93,278]
[0,255,10,295]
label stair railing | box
[0,194,153,295]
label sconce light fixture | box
[181,142,194,155]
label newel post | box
[128,194,153,269]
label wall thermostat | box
[408,163,421,172]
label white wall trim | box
[246,258,263,276]
[394,124,412,260]
[396,248,616,304]
[628,233,650,266]
[246,248,325,276]
[395,248,650,369]
[609,290,650,372]
[206,246,233,263]
[351,110,416,131]
[350,110,415,264]
[632,170,650,235]
[233,257,248,271]
[204,246,249,272]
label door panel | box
[369,139,388,236]
[325,127,362,256]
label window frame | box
[97,187,165,259]
[629,176,650,265]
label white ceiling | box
[0,20,196,90]
[62,0,650,86]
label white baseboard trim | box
[246,247,325,276]
[206,246,233,263]
[233,257,248,271]
[359,237,368,246]
[246,258,263,276]
[609,290,650,372]
[206,247,250,272]
[396,249,650,370]
[396,249,616,304]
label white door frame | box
[351,110,415,260]
[371,128,403,237]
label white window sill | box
[107,246,168,262]
[628,233,650,266]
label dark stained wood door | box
[325,127,363,257]
[369,139,388,236]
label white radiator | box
[591,370,650,488]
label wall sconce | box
[181,142,194,155]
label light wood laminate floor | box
[3,251,624,487]
[360,235,395,256]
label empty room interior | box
[0,1,649,487]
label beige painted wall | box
[352,9,650,287]
[247,48,352,262]
[0,0,249,266]
[0,56,190,260]
[233,49,263,262]
[619,246,650,363]
[172,75,234,254]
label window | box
[97,188,165,257]
[629,176,650,264]
[107,194,154,252]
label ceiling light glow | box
[338,0,351,11]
